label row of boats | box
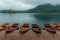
[0,23,60,34]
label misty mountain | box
[0,3,60,13]
[27,4,60,13]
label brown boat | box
[32,24,41,33]
[2,23,9,30]
[44,24,51,28]
[2,23,9,27]
[45,27,56,34]
[43,24,51,30]
[19,23,29,33]
[51,23,59,30]
[11,23,19,29]
[6,27,16,33]
[54,25,60,31]
[0,26,4,31]
[57,27,60,31]
[44,24,56,34]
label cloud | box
[49,0,60,5]
[0,0,34,10]
[15,2,34,10]
[0,0,59,10]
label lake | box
[0,13,60,29]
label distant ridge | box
[0,3,60,13]
[27,3,60,13]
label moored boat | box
[44,24,56,34]
[2,23,9,27]
[56,27,60,31]
[6,27,16,33]
[19,23,29,33]
[32,24,41,33]
[2,23,9,30]
[54,25,60,31]
[11,23,19,29]
[43,24,51,30]
[46,27,56,34]
[0,26,4,31]
[44,24,51,28]
[51,23,60,30]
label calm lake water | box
[0,13,60,28]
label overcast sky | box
[0,0,59,10]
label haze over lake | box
[0,13,60,28]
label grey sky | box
[0,0,59,10]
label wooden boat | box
[2,23,9,27]
[55,25,60,31]
[44,27,56,34]
[11,23,18,29]
[0,26,4,31]
[51,23,59,30]
[19,23,29,33]
[56,27,60,31]
[2,23,9,30]
[32,24,41,33]
[43,24,56,34]
[44,24,51,28]
[43,24,51,30]
[6,27,16,33]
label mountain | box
[0,3,60,13]
[27,3,60,13]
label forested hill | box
[27,4,60,13]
